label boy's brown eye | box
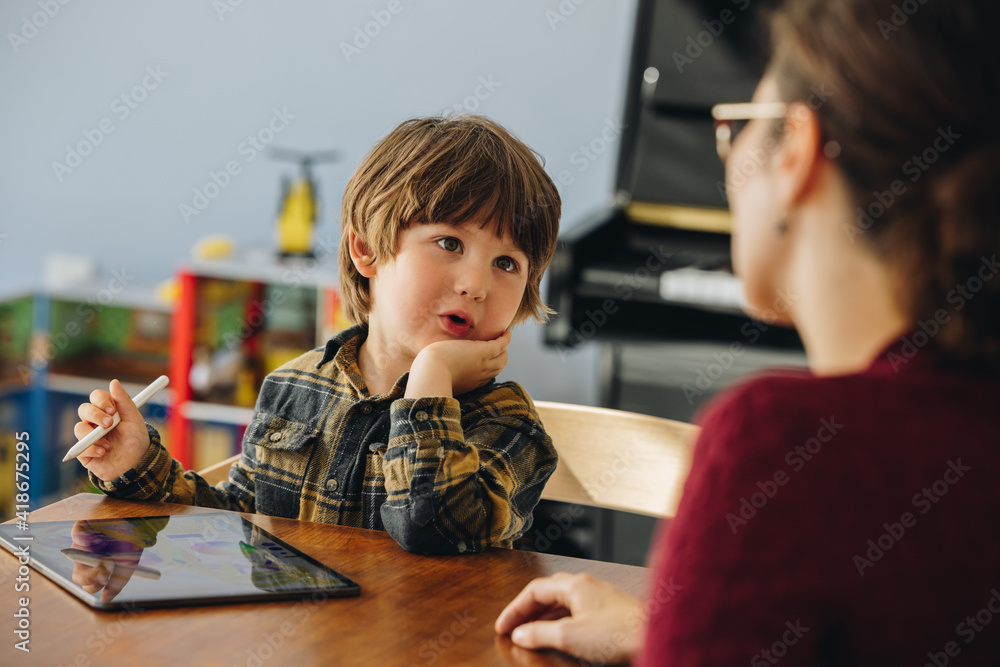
[495,257,518,272]
[437,238,461,252]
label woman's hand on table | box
[495,572,644,665]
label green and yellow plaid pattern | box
[90,325,557,554]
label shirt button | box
[436,447,445,457]
[415,411,429,422]
[325,478,339,492]
[268,431,283,443]
[361,404,372,414]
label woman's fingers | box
[534,605,572,623]
[510,618,579,654]
[495,574,577,635]
[496,573,640,664]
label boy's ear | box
[348,228,377,278]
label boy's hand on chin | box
[405,331,512,398]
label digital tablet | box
[0,512,360,611]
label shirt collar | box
[315,324,369,396]
[317,323,366,369]
[315,323,410,399]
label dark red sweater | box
[638,336,1000,666]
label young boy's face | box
[366,214,529,356]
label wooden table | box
[0,494,649,666]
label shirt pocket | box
[247,413,320,519]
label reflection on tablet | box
[61,548,163,579]
[0,513,360,610]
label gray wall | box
[0,0,639,405]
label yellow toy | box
[270,148,338,258]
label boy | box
[75,115,561,555]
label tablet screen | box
[0,512,360,610]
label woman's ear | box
[348,228,377,278]
[774,103,824,210]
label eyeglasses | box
[711,102,788,162]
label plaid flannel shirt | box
[90,325,557,554]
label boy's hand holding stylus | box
[74,380,151,481]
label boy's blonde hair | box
[338,115,561,326]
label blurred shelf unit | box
[0,284,173,517]
[0,255,348,519]
[168,254,348,470]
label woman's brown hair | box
[767,0,1000,366]
[338,115,561,326]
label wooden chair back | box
[533,400,698,518]
[198,453,239,487]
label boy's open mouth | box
[440,311,474,336]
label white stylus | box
[62,375,170,462]
[60,548,163,580]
